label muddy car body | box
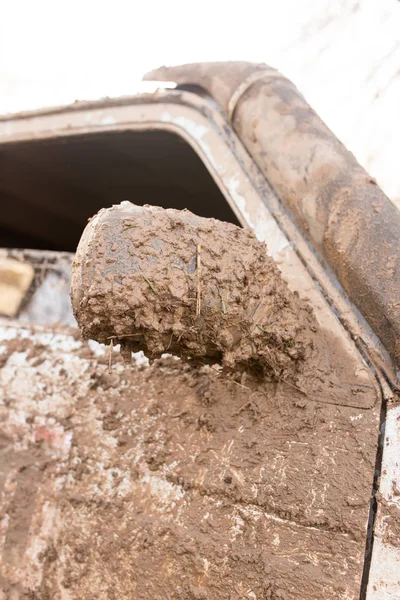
[0,63,399,599]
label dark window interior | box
[0,130,238,251]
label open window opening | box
[0,130,239,252]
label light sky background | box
[1,0,399,202]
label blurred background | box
[1,0,399,206]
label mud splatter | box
[0,328,380,599]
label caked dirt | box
[71,202,378,410]
[71,202,317,377]
[0,328,380,599]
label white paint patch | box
[378,404,400,501]
[87,338,106,356]
[273,534,280,546]
[367,539,400,600]
[141,470,184,504]
[160,111,172,123]
[101,116,117,126]
[253,208,290,259]
[173,116,208,141]
[230,511,245,542]
[367,404,400,599]
[350,414,363,422]
[161,111,208,141]
[225,176,254,227]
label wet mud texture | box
[0,333,380,599]
[71,202,316,378]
